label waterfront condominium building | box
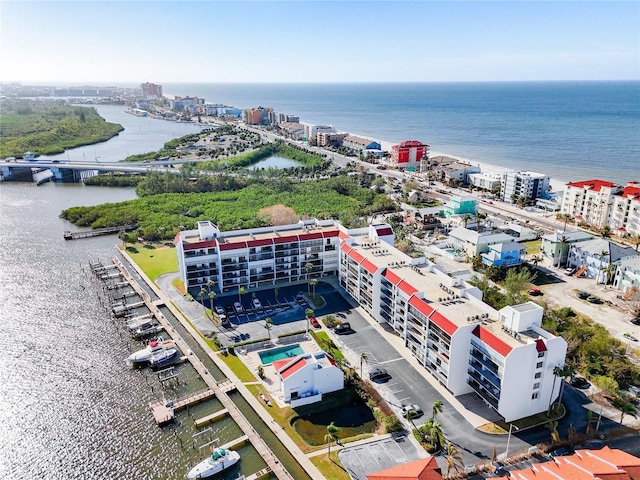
[500,171,550,203]
[141,82,163,98]
[561,180,640,236]
[175,219,567,422]
[175,219,340,293]
[390,140,430,171]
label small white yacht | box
[186,447,240,479]
[127,338,175,365]
[148,344,180,368]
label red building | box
[390,140,429,171]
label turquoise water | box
[444,248,462,258]
[249,156,303,170]
[258,344,304,365]
[164,81,639,185]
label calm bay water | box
[165,81,640,185]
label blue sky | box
[1,1,638,83]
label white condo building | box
[176,219,567,422]
[560,180,640,236]
[500,171,550,203]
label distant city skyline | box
[1,1,639,84]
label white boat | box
[186,447,240,479]
[127,338,175,365]
[148,344,180,368]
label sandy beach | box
[349,134,567,193]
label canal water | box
[0,109,311,479]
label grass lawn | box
[478,404,565,434]
[311,331,344,362]
[310,451,351,480]
[124,243,178,281]
[521,240,541,255]
[218,352,257,383]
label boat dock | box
[194,408,229,428]
[107,257,293,480]
[64,224,136,240]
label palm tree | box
[419,418,445,451]
[265,317,273,341]
[548,365,562,416]
[325,421,340,458]
[567,423,577,441]
[305,262,315,293]
[555,365,575,412]
[359,352,367,378]
[597,249,609,284]
[445,442,464,475]
[477,212,487,231]
[613,398,637,429]
[462,213,472,229]
[558,235,569,268]
[309,278,318,298]
[558,213,572,232]
[545,420,560,444]
[238,285,247,304]
[274,287,280,303]
[431,400,444,422]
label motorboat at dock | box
[127,338,176,365]
[148,343,180,369]
[186,447,240,479]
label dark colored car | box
[570,377,590,389]
[333,322,352,334]
[369,367,392,383]
[309,317,320,328]
[632,317,640,326]
[576,291,590,299]
[587,295,602,304]
[550,447,574,457]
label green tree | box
[555,364,576,411]
[238,285,247,304]
[612,399,637,429]
[431,400,444,422]
[417,418,445,452]
[325,421,340,458]
[309,278,318,298]
[504,268,537,305]
[305,262,315,293]
[597,250,609,284]
[265,317,273,341]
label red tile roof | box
[341,243,353,253]
[535,339,547,353]
[277,356,307,380]
[472,325,513,357]
[621,184,640,199]
[429,310,458,336]
[366,456,442,480]
[398,280,418,296]
[323,230,340,238]
[409,296,435,317]
[348,249,365,264]
[375,227,394,236]
[273,235,298,244]
[247,238,273,247]
[219,241,247,251]
[299,232,323,241]
[566,179,617,192]
[182,239,218,251]
[361,259,379,275]
[383,268,403,285]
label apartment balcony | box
[249,253,274,262]
[470,349,500,376]
[467,376,500,409]
[468,362,501,390]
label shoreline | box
[331,128,567,193]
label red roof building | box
[366,456,442,480]
[390,140,429,171]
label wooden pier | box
[173,389,215,411]
[109,257,293,480]
[194,408,230,428]
[64,224,136,241]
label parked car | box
[215,306,225,315]
[528,288,542,296]
[233,302,244,313]
[570,376,590,389]
[586,295,602,304]
[369,367,391,383]
[400,404,423,419]
[309,317,320,328]
[333,322,352,334]
[550,447,574,457]
[252,298,262,309]
[565,267,577,276]
[576,291,590,299]
[632,317,640,326]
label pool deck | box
[240,338,322,409]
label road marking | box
[377,357,403,365]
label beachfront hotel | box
[175,219,567,422]
[561,180,640,236]
[390,140,430,171]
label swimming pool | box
[259,344,304,365]
[443,248,463,260]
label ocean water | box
[163,82,640,185]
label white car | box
[215,306,225,315]
[252,298,262,309]
[233,302,244,313]
[400,404,423,419]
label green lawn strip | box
[218,352,257,383]
[311,331,344,362]
[310,452,351,480]
[172,278,186,295]
[521,240,541,255]
[243,384,318,452]
[123,243,178,281]
[478,404,565,434]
